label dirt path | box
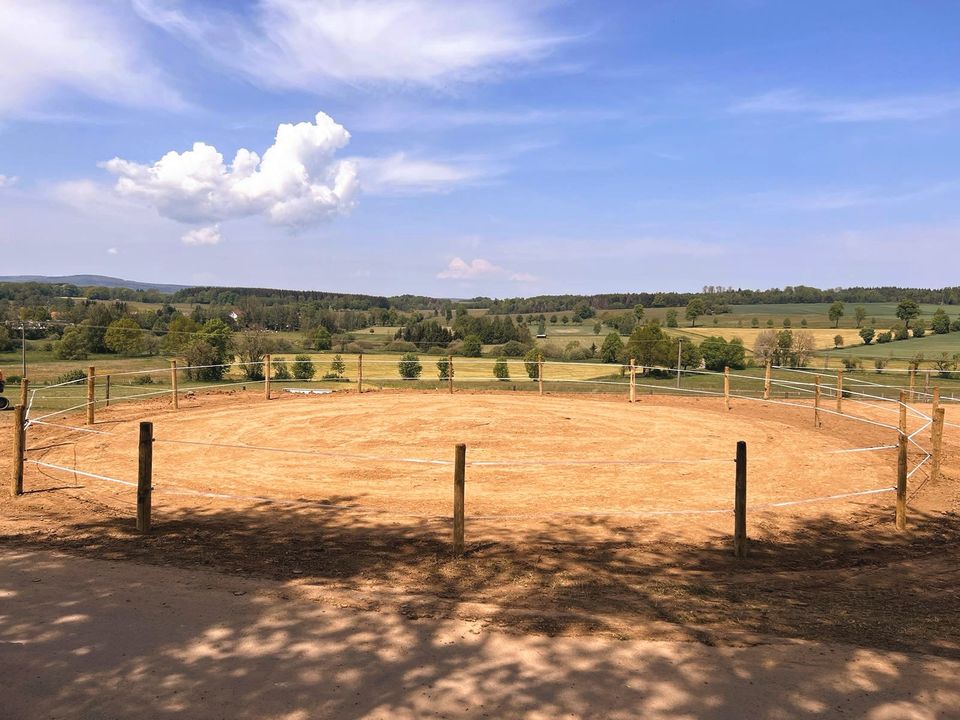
[1,548,958,720]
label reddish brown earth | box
[2,388,959,656]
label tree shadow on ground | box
[1,546,959,720]
[2,486,959,660]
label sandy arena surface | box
[3,547,959,720]
[2,388,959,718]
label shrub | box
[130,374,155,385]
[751,317,759,328]
[499,340,530,357]
[493,357,510,380]
[273,359,291,380]
[833,334,844,349]
[873,358,888,373]
[523,348,544,379]
[600,332,624,363]
[56,327,89,360]
[912,320,927,338]
[292,354,315,380]
[183,339,228,381]
[437,356,451,380]
[859,327,875,345]
[931,308,951,335]
[665,309,679,328]
[893,322,910,341]
[700,336,746,371]
[398,353,422,379]
[328,354,346,378]
[53,368,88,385]
[461,335,483,357]
[384,340,418,352]
[104,317,146,356]
[876,331,892,344]
[840,357,861,370]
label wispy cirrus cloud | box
[731,89,960,122]
[355,153,499,195]
[0,1,183,118]
[743,181,960,211]
[133,0,570,90]
[437,257,537,282]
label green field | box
[827,332,960,361]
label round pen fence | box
[7,355,953,558]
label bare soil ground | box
[2,388,959,657]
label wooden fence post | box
[453,443,466,555]
[724,366,731,410]
[137,421,153,533]
[19,377,29,408]
[263,354,271,400]
[734,440,747,558]
[909,363,917,403]
[896,430,907,531]
[86,366,95,426]
[899,391,908,437]
[629,358,636,403]
[448,355,454,394]
[836,369,844,414]
[170,360,179,409]
[932,386,940,417]
[11,404,25,497]
[814,375,821,428]
[925,370,931,394]
[930,408,945,484]
[538,358,544,396]
[358,354,363,394]
[105,375,111,407]
[763,360,772,400]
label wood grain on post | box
[105,375,111,408]
[358,354,363,394]
[763,360,772,400]
[899,391,908,436]
[170,360,179,409]
[836,369,843,414]
[734,440,747,558]
[448,355,454,394]
[11,404,25,497]
[86,366,95,426]
[814,375,821,428]
[137,421,153,533]
[19,377,29,408]
[453,443,466,555]
[629,358,636,404]
[930,408,945,484]
[263,354,271,400]
[932,386,940,417]
[538,358,544,396]
[896,431,908,531]
[724,366,731,410]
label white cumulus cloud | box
[0,1,183,118]
[133,0,566,89]
[0,174,17,187]
[102,112,359,230]
[181,225,222,246]
[438,257,536,282]
[106,247,118,255]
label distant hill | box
[0,275,188,294]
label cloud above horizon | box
[133,0,567,90]
[0,1,183,118]
[103,112,359,230]
[731,89,960,123]
[437,257,536,282]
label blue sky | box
[1,0,959,296]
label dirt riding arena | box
[3,387,960,653]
